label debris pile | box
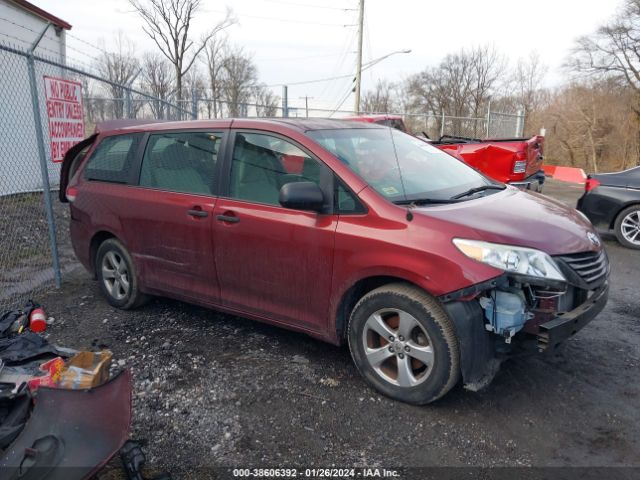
[0,301,168,479]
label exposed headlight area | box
[453,238,566,282]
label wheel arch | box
[610,201,640,229]
[333,274,432,345]
[89,230,119,278]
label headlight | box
[453,238,566,282]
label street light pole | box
[354,48,411,114]
[354,0,365,114]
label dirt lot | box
[31,179,640,478]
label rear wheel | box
[96,238,149,309]
[614,205,640,249]
[347,283,460,404]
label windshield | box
[308,128,495,203]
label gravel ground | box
[26,179,640,478]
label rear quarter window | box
[84,133,144,183]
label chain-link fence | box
[0,41,190,312]
[0,37,525,311]
[184,100,525,140]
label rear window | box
[84,133,143,183]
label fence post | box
[191,89,197,120]
[27,23,61,288]
[282,85,289,118]
[486,98,492,138]
[440,111,445,138]
[125,89,132,119]
[516,108,525,137]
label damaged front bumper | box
[441,274,609,392]
[536,281,608,352]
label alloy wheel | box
[101,251,130,301]
[620,210,640,246]
[362,308,434,387]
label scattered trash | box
[0,331,67,365]
[26,357,65,391]
[319,377,340,388]
[0,301,159,479]
[28,307,47,333]
[0,300,43,336]
[58,350,112,390]
[121,440,172,480]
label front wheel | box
[96,238,149,309]
[614,205,640,249]
[347,283,460,404]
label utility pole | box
[299,96,314,117]
[353,0,364,114]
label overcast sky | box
[36,0,622,112]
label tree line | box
[86,0,639,173]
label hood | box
[415,187,600,256]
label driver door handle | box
[216,214,240,223]
[187,209,208,218]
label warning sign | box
[43,76,85,163]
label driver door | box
[213,131,338,332]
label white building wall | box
[0,0,67,195]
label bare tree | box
[361,80,396,113]
[182,66,208,116]
[219,46,257,117]
[407,47,499,137]
[469,45,506,118]
[253,85,280,117]
[202,34,227,118]
[569,0,640,114]
[141,52,174,119]
[128,0,234,104]
[513,51,548,133]
[94,34,141,119]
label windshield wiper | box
[450,184,506,200]
[394,197,460,206]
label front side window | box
[229,132,324,206]
[139,132,222,195]
[85,133,143,183]
[308,128,492,203]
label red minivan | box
[60,118,609,404]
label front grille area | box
[556,249,609,288]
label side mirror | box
[279,181,324,212]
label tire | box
[347,283,460,404]
[96,238,149,309]
[614,205,640,249]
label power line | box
[203,9,356,27]
[257,52,349,62]
[329,86,354,117]
[0,16,102,64]
[66,32,108,54]
[257,0,357,11]
[265,54,387,87]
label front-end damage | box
[440,248,610,391]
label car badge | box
[587,232,601,247]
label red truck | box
[346,115,546,191]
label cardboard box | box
[58,351,112,390]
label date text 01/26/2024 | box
[232,468,400,478]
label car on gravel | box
[577,167,640,249]
[59,118,610,404]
